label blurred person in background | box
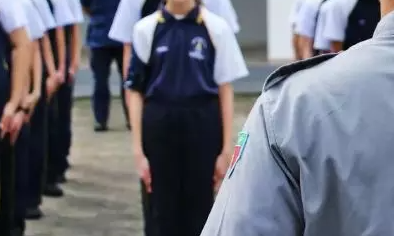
[324,0,380,53]
[295,0,329,59]
[81,0,130,132]
[289,0,305,60]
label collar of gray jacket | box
[373,10,394,38]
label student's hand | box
[46,77,58,102]
[214,151,232,190]
[68,66,77,84]
[9,110,25,145]
[134,151,152,193]
[22,92,40,122]
[0,102,17,139]
[56,68,65,85]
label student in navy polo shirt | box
[0,0,31,235]
[125,0,248,235]
[82,0,129,132]
[25,0,60,220]
[324,0,380,52]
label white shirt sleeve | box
[0,0,27,34]
[51,0,74,27]
[67,0,84,23]
[323,0,357,42]
[32,0,56,31]
[108,0,145,44]
[289,0,303,28]
[202,9,248,85]
[22,0,46,40]
[204,0,240,34]
[313,1,330,50]
[294,0,320,38]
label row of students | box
[291,0,380,59]
[0,0,83,235]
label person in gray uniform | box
[200,1,394,235]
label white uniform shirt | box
[32,0,56,31]
[21,0,46,40]
[66,0,85,24]
[324,0,358,42]
[313,0,332,51]
[132,7,248,85]
[0,0,27,34]
[109,0,240,44]
[50,0,75,27]
[289,0,305,29]
[295,0,325,38]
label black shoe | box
[94,123,108,132]
[25,207,44,220]
[43,184,64,198]
[56,174,67,184]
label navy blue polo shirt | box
[81,0,122,48]
[128,6,217,103]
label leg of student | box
[181,99,222,236]
[56,74,73,181]
[142,102,182,236]
[44,94,63,197]
[90,47,113,131]
[113,46,129,128]
[25,77,47,219]
[13,125,30,235]
[0,134,15,236]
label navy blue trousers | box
[90,46,128,126]
[26,79,47,208]
[142,98,222,236]
[0,134,15,236]
[14,125,29,232]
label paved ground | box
[25,96,258,236]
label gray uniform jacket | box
[201,11,394,236]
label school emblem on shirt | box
[189,36,207,60]
[228,131,249,178]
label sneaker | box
[43,184,64,198]
[25,207,44,220]
[94,123,108,132]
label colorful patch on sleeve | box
[228,131,249,178]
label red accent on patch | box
[230,145,241,168]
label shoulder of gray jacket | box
[263,53,338,91]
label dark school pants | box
[90,46,128,126]
[13,125,30,232]
[142,98,222,236]
[140,180,154,236]
[57,80,73,176]
[26,79,47,208]
[0,134,15,236]
[46,93,61,184]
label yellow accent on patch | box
[157,12,165,23]
[196,12,203,24]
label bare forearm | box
[55,27,66,72]
[218,83,234,153]
[10,42,31,105]
[330,41,343,53]
[32,40,42,95]
[70,24,81,68]
[42,34,56,75]
[300,36,313,59]
[129,91,144,153]
[123,44,131,80]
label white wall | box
[267,0,294,60]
